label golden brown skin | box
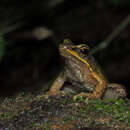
[47,39,126,103]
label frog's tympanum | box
[46,39,126,103]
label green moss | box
[88,99,126,123]
[59,97,69,105]
[0,92,129,129]
[3,112,13,119]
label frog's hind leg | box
[73,72,106,103]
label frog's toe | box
[46,91,65,98]
[85,98,89,103]
[37,91,63,100]
[73,93,100,103]
[84,94,101,103]
[37,92,51,100]
[84,96,94,103]
[73,92,89,101]
[43,92,52,99]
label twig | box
[1,22,24,35]
[91,14,130,54]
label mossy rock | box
[0,92,129,129]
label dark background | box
[0,0,130,98]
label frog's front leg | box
[74,72,106,103]
[46,72,66,97]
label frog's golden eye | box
[80,47,89,55]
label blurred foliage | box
[0,33,5,62]
[110,0,130,6]
[0,0,129,32]
[0,0,65,29]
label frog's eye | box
[80,47,89,55]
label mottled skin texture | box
[47,39,126,103]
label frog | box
[46,39,126,103]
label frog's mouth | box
[59,44,93,73]
[64,48,93,72]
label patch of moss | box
[0,91,129,129]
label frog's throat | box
[66,49,93,72]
